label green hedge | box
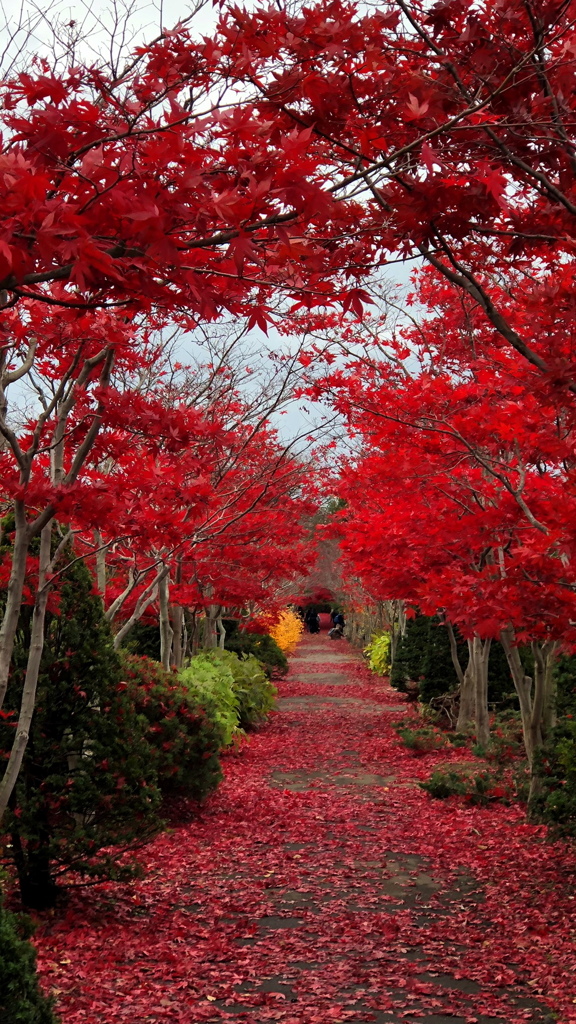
[201,649,277,729]
[223,622,288,677]
[0,897,58,1024]
[529,657,576,835]
[120,655,222,801]
[179,655,240,747]
[179,648,277,745]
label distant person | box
[304,608,316,633]
[305,609,320,634]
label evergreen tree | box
[224,625,288,676]
[1,549,162,909]
[391,612,513,705]
[0,895,58,1024]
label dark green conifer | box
[2,550,161,908]
[0,897,58,1024]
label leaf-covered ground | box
[35,636,576,1023]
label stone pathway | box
[211,634,552,1024]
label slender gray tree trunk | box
[456,636,491,744]
[185,609,199,657]
[159,571,173,670]
[171,605,184,669]
[500,629,558,776]
[445,620,464,685]
[0,503,30,710]
[500,627,535,763]
[528,640,558,802]
[202,606,219,649]
[0,522,52,821]
[217,615,226,650]
[95,529,107,598]
[457,641,476,732]
[473,636,491,748]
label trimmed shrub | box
[0,896,58,1024]
[224,627,288,677]
[201,649,277,729]
[364,632,391,676]
[120,621,161,661]
[1,553,162,909]
[179,655,240,747]
[525,656,576,835]
[530,718,576,835]
[390,613,456,696]
[120,655,222,800]
[553,654,576,717]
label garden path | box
[36,635,576,1024]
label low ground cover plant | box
[421,765,516,806]
[472,712,525,765]
[393,718,451,755]
[394,703,526,804]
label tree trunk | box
[202,606,219,649]
[445,620,464,685]
[11,811,58,910]
[171,605,184,669]
[500,628,559,802]
[472,635,491,748]
[184,609,199,657]
[456,636,491,743]
[540,640,558,737]
[159,571,173,671]
[387,600,406,667]
[457,640,476,732]
[216,615,226,650]
[500,627,535,763]
[0,502,30,710]
[0,522,52,822]
[94,529,107,598]
[528,640,558,803]
[112,569,164,650]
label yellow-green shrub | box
[364,632,391,675]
